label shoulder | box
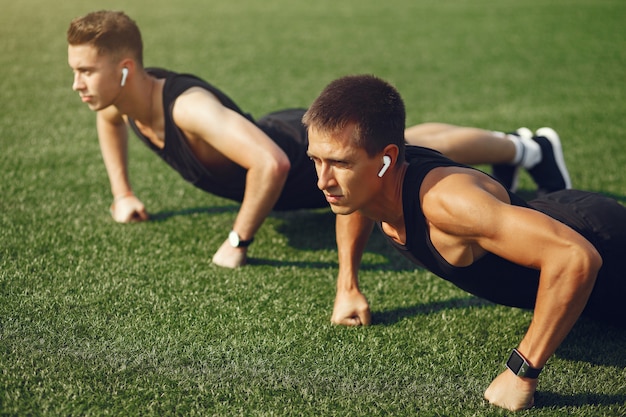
[421,167,511,235]
[170,85,254,144]
[172,87,224,125]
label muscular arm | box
[172,88,291,267]
[96,108,148,222]
[422,169,602,410]
[332,211,374,326]
[483,205,600,410]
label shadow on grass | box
[535,391,626,410]
[148,205,337,251]
[372,297,626,365]
[148,205,414,270]
[272,209,336,251]
[272,209,420,271]
[148,205,238,221]
[556,317,626,368]
[247,258,335,269]
[371,296,494,326]
[376,298,626,410]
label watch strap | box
[236,237,254,247]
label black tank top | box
[384,146,542,309]
[384,146,626,322]
[128,68,325,210]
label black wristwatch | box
[506,348,543,379]
[228,230,254,248]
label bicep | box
[426,172,596,270]
[477,203,580,269]
[172,89,287,170]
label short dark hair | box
[303,74,405,160]
[67,10,143,66]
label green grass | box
[1,0,626,415]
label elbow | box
[537,241,603,314]
[588,246,603,273]
[253,151,290,186]
[248,153,290,185]
[272,153,291,181]
[571,244,602,292]
[279,154,292,176]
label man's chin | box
[329,204,355,216]
[86,102,104,111]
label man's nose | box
[72,73,83,91]
[316,163,334,190]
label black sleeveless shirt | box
[382,146,626,324]
[127,68,325,210]
[383,146,540,309]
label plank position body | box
[304,74,626,411]
[67,11,571,268]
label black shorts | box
[257,109,327,211]
[531,190,626,326]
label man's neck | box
[361,162,408,227]
[116,73,157,126]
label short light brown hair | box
[67,10,143,66]
[303,74,406,161]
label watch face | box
[229,231,239,247]
[507,350,525,375]
[506,349,542,378]
[228,231,253,248]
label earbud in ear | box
[120,67,129,87]
[378,155,392,178]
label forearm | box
[517,254,600,369]
[484,252,600,412]
[101,151,133,197]
[517,282,596,368]
[232,163,289,239]
[330,212,374,326]
[97,115,133,197]
[336,212,374,289]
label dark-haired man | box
[304,74,626,411]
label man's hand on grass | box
[484,369,538,412]
[331,287,371,326]
[110,195,149,223]
[212,239,247,268]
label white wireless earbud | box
[378,155,392,178]
[120,67,129,87]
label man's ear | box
[118,59,136,83]
[377,145,399,178]
[382,144,400,166]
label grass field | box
[1,0,625,415]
